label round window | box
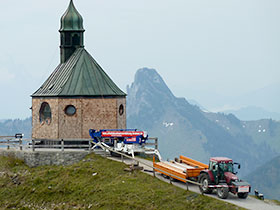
[119,104,124,116]
[65,105,76,116]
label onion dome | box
[60,0,84,32]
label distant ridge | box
[223,106,280,121]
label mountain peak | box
[134,68,163,84]
[127,68,174,100]
[127,68,176,126]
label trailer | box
[153,155,251,199]
[153,155,208,182]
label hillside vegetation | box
[245,155,280,201]
[0,154,243,210]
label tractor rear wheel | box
[237,192,248,199]
[199,174,213,194]
[217,187,229,199]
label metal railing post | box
[32,139,35,152]
[155,138,158,150]
[186,171,189,190]
[88,140,91,151]
[153,155,156,177]
[61,139,64,152]
[186,181,189,191]
[20,138,22,151]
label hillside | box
[127,68,279,177]
[243,119,280,153]
[245,155,280,200]
[0,154,242,210]
[203,113,280,158]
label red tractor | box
[198,157,251,199]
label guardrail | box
[0,134,158,152]
[0,136,92,152]
[29,139,92,152]
[0,134,25,150]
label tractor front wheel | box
[217,187,229,199]
[237,192,248,199]
[199,174,213,194]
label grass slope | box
[0,154,243,210]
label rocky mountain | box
[0,117,31,138]
[127,68,279,176]
[245,155,280,200]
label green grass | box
[271,200,280,206]
[0,154,243,210]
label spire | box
[60,0,84,32]
[59,0,85,63]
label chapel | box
[31,0,126,140]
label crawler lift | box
[89,129,162,160]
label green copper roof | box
[60,0,84,32]
[32,48,126,97]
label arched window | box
[119,104,124,116]
[65,33,71,46]
[72,34,80,46]
[39,102,52,125]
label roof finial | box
[60,0,84,32]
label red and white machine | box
[89,129,161,160]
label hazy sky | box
[0,0,279,119]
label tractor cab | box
[209,157,240,184]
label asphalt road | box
[108,156,280,210]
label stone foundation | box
[0,149,89,167]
